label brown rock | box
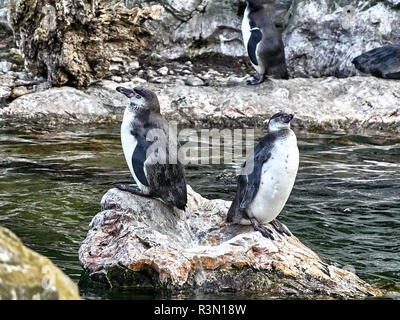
[79,186,382,298]
[6,0,162,87]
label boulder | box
[79,186,381,298]
[0,86,121,127]
[0,226,80,300]
[6,0,162,87]
[284,1,400,78]
[124,0,292,60]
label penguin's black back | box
[352,45,400,79]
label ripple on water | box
[0,126,399,299]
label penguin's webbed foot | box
[250,218,275,240]
[271,219,291,237]
[114,184,149,197]
[246,74,266,85]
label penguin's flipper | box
[132,135,150,187]
[239,150,272,209]
[227,173,248,223]
[385,71,400,79]
[247,28,263,66]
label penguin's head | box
[116,86,160,113]
[267,112,294,132]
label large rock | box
[124,0,292,60]
[0,226,80,300]
[0,86,121,126]
[6,0,162,87]
[79,186,381,298]
[2,76,400,132]
[284,1,400,78]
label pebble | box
[11,86,29,99]
[0,61,12,73]
[185,76,204,87]
[157,66,169,76]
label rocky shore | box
[79,186,381,299]
[2,74,399,134]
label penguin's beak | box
[283,114,294,123]
[116,86,135,98]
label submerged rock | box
[79,186,381,298]
[0,226,80,300]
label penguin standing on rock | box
[115,86,187,210]
[227,112,299,240]
[242,0,289,85]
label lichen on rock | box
[79,186,382,298]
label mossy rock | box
[0,226,80,300]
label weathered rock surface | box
[0,226,80,300]
[122,1,400,78]
[79,186,381,298]
[0,86,120,126]
[124,0,291,60]
[284,1,400,78]
[2,76,400,133]
[6,0,162,87]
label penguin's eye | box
[136,95,142,99]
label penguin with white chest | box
[115,86,187,210]
[242,0,289,85]
[227,112,299,239]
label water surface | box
[0,125,399,299]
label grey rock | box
[157,66,169,76]
[0,61,12,73]
[284,1,400,78]
[79,186,381,298]
[185,75,204,86]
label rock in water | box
[6,0,162,87]
[79,186,382,298]
[0,226,80,300]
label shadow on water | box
[0,125,399,299]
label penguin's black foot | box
[250,218,275,240]
[114,184,149,197]
[271,219,291,237]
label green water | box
[0,125,399,299]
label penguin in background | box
[115,86,187,211]
[227,112,299,240]
[241,0,289,85]
[352,45,400,80]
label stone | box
[284,1,400,78]
[0,226,80,300]
[157,66,169,76]
[7,0,163,87]
[184,76,205,87]
[79,186,381,298]
[0,86,118,127]
[0,61,12,73]
[0,85,11,101]
[10,86,28,98]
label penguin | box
[352,45,400,80]
[227,112,299,239]
[242,0,289,85]
[115,86,187,210]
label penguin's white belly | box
[120,110,149,194]
[247,139,299,224]
[241,9,264,75]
